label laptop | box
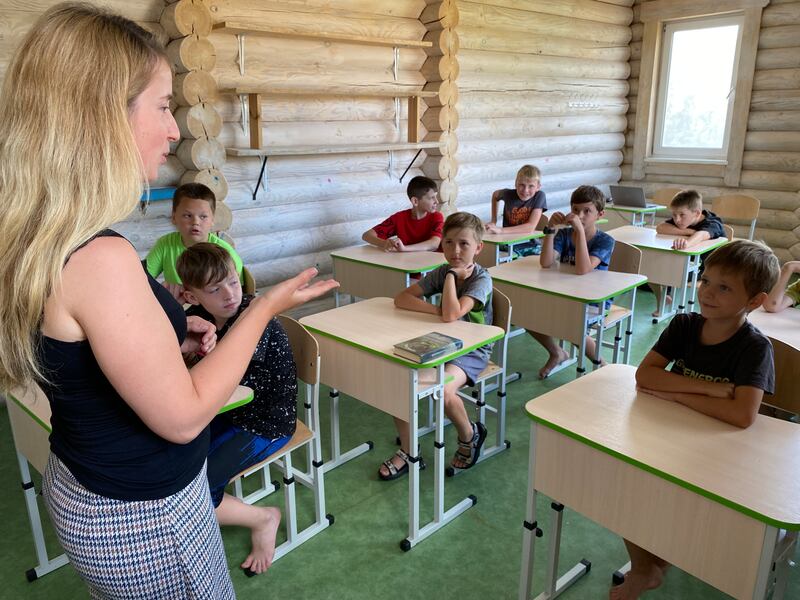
[609,185,660,209]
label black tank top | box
[37,230,209,500]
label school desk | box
[300,297,504,550]
[748,307,800,415]
[478,231,545,268]
[488,256,647,377]
[519,365,800,600]
[607,226,727,323]
[604,203,666,227]
[5,384,253,581]
[330,245,447,306]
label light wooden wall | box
[454,0,633,221]
[622,0,800,262]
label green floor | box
[1,291,798,599]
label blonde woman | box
[0,4,336,597]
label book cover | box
[393,331,464,363]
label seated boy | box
[176,243,296,576]
[617,240,780,600]
[485,164,547,257]
[146,182,243,300]
[532,185,615,378]
[362,175,443,252]
[764,260,800,312]
[379,212,493,479]
[651,190,725,316]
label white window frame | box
[651,14,745,162]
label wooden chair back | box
[764,337,800,416]
[712,194,760,240]
[243,266,256,295]
[536,213,549,230]
[491,289,512,334]
[609,240,642,275]
[723,224,735,241]
[651,187,682,206]
[277,314,320,385]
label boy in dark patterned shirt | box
[178,243,297,577]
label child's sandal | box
[378,449,426,481]
[451,422,488,470]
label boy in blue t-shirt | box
[532,185,615,378]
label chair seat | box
[232,420,313,481]
[475,361,502,382]
[603,304,631,328]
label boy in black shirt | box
[612,240,780,600]
[652,189,725,316]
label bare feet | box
[609,565,665,600]
[241,506,281,575]
[652,294,673,318]
[539,347,570,379]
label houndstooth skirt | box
[43,454,235,600]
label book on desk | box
[393,331,463,363]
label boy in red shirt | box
[362,176,444,252]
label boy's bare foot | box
[241,506,281,575]
[651,294,673,317]
[539,347,570,379]
[609,565,664,600]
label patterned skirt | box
[43,454,235,599]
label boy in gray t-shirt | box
[378,212,494,480]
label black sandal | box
[378,449,426,481]
[451,422,487,470]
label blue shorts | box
[206,415,292,507]
[450,349,489,387]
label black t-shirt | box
[666,209,725,239]
[38,230,210,501]
[498,189,547,228]
[652,313,774,393]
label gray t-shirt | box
[418,264,494,361]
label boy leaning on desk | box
[378,211,494,479]
[611,240,780,600]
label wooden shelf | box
[213,21,432,49]
[227,142,441,158]
[220,86,436,99]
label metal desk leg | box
[753,526,780,599]
[519,425,543,600]
[543,502,591,599]
[320,389,373,474]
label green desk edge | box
[8,392,51,433]
[332,253,447,274]
[303,325,505,369]
[606,204,666,214]
[527,411,800,530]
[218,390,255,414]
[491,275,648,304]
[628,237,728,256]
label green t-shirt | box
[145,231,244,285]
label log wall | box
[622,0,800,262]
[454,0,633,221]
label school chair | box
[651,187,682,206]
[761,337,800,417]
[712,194,760,241]
[590,241,642,365]
[723,224,735,241]
[230,314,333,561]
[242,266,257,294]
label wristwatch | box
[446,269,459,279]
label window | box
[652,15,744,161]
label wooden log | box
[180,168,228,200]
[758,26,800,50]
[248,252,336,289]
[749,89,800,112]
[423,130,458,157]
[458,74,629,97]
[204,0,425,20]
[753,68,800,91]
[458,115,628,142]
[421,106,459,132]
[629,59,640,79]
[459,2,631,45]
[631,22,643,43]
[745,131,800,152]
[457,91,628,119]
[458,133,625,163]
[160,0,212,39]
[630,41,641,61]
[174,103,223,139]
[423,26,459,57]
[627,95,637,115]
[420,55,459,82]
[214,95,407,124]
[752,208,800,231]
[152,154,185,187]
[457,25,630,62]
[752,228,799,249]
[762,2,800,28]
[408,96,421,143]
[458,48,630,81]
[138,22,169,48]
[629,77,639,96]
[620,165,724,187]
[174,70,217,106]
[423,80,458,107]
[460,0,632,25]
[420,1,459,31]
[176,137,226,170]
[756,47,800,71]
[457,151,623,185]
[165,35,215,73]
[422,156,458,180]
[748,110,800,131]
[438,179,458,206]
[248,93,262,150]
[740,169,800,192]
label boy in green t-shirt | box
[145,183,243,300]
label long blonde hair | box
[0,3,168,389]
